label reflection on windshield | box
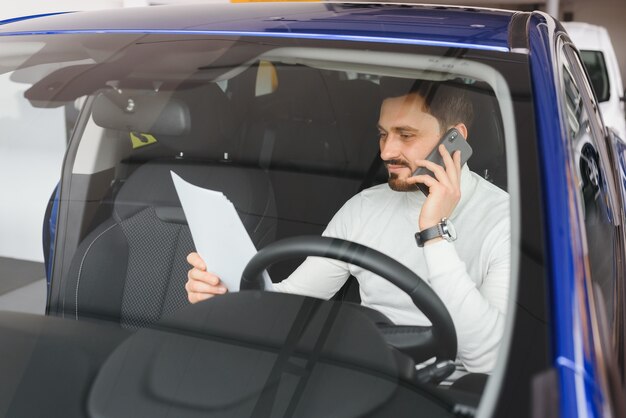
[0,33,518,413]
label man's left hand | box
[406,144,462,231]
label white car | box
[563,21,626,139]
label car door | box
[558,35,626,417]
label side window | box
[560,44,621,341]
[579,50,611,103]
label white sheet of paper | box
[171,171,273,292]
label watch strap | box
[415,224,443,247]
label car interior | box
[23,41,512,413]
[51,61,507,330]
[0,18,530,413]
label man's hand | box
[185,252,228,304]
[406,144,462,231]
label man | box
[185,80,510,374]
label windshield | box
[0,33,527,416]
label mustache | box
[383,159,411,168]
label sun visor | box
[91,90,191,136]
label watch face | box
[442,219,457,241]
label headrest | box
[274,65,334,122]
[93,83,235,159]
[92,90,191,136]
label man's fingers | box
[440,145,460,186]
[413,159,453,189]
[188,292,214,304]
[186,252,206,270]
[185,251,229,305]
[185,278,227,295]
[187,267,221,286]
[453,149,462,170]
[444,150,463,189]
[186,275,228,304]
[406,174,437,188]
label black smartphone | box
[412,127,473,195]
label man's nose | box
[380,135,401,160]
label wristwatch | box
[415,218,457,247]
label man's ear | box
[454,123,468,140]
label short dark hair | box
[380,78,474,133]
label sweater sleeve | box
[272,256,351,299]
[272,196,357,298]
[423,216,510,373]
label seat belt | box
[358,153,384,192]
[259,128,276,170]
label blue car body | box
[1,4,624,417]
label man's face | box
[378,93,442,192]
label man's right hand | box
[185,252,228,304]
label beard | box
[384,159,419,192]
[388,173,418,192]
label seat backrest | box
[63,84,276,328]
[463,84,507,190]
[262,75,383,237]
[237,65,350,171]
[234,66,383,279]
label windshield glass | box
[0,33,527,416]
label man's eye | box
[400,133,413,140]
[378,132,387,140]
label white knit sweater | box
[274,165,510,373]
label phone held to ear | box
[412,127,473,196]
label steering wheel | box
[240,236,457,364]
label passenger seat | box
[62,84,277,329]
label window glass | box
[561,46,619,335]
[0,33,531,413]
[580,50,611,102]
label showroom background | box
[1,0,624,263]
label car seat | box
[463,83,507,190]
[235,65,382,281]
[61,83,277,329]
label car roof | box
[0,3,516,52]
